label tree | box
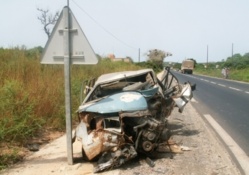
[224,53,247,69]
[146,49,169,69]
[37,8,60,38]
[147,49,164,68]
[147,49,166,62]
[227,53,242,61]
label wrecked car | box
[74,67,195,172]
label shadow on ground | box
[168,120,200,137]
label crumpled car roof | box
[94,69,156,86]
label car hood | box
[78,91,148,114]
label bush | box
[0,80,44,143]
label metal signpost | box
[41,2,98,164]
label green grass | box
[0,147,25,170]
[194,66,249,82]
[0,48,143,169]
[229,69,249,82]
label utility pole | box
[206,45,209,68]
[138,48,140,62]
[231,43,234,59]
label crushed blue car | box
[74,67,195,172]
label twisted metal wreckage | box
[73,67,195,172]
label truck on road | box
[181,59,195,74]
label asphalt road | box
[172,70,249,156]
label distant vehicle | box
[181,59,194,74]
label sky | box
[1,0,249,63]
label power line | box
[71,0,137,50]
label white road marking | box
[204,114,249,175]
[218,84,226,87]
[229,87,242,91]
[199,78,245,93]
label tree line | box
[223,53,249,69]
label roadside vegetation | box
[172,53,249,82]
[0,46,143,170]
[194,64,249,82]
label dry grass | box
[0,47,142,169]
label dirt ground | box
[0,101,241,175]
